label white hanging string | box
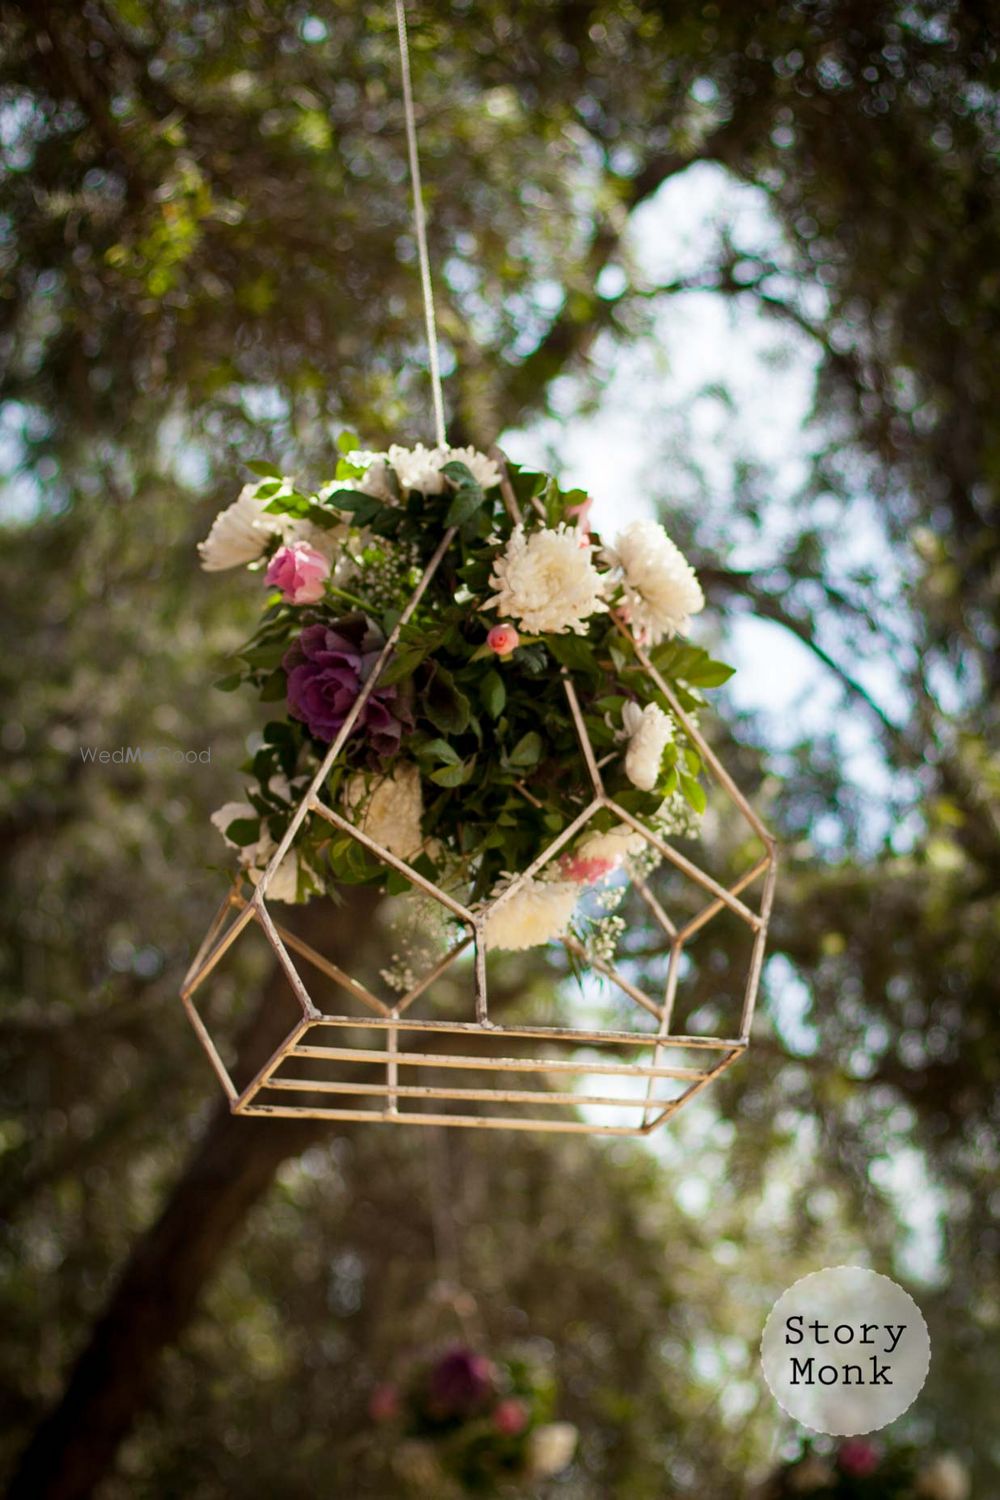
[394,0,447,448]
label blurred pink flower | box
[492,1398,529,1436]
[838,1439,880,1477]
[265,541,330,604]
[487,623,520,657]
[368,1383,400,1423]
[560,853,616,884]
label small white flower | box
[525,1423,578,1478]
[485,877,579,951]
[437,444,502,489]
[487,524,607,635]
[197,485,288,571]
[621,701,673,791]
[603,518,704,644]
[387,442,447,495]
[915,1456,971,1500]
[343,762,424,860]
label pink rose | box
[838,1440,880,1477]
[487,623,520,657]
[368,1383,400,1423]
[265,541,330,604]
[492,1398,529,1436]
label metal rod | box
[561,934,663,1021]
[289,1043,709,1081]
[300,1014,743,1050]
[674,854,771,944]
[240,1103,650,1136]
[260,1078,668,1110]
[605,799,761,929]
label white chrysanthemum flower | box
[343,762,423,860]
[386,442,447,495]
[197,484,288,570]
[577,825,646,868]
[246,837,305,904]
[525,1423,578,1479]
[915,1456,970,1500]
[603,518,704,644]
[485,877,579,951]
[487,524,607,635]
[437,444,502,489]
[621,700,673,791]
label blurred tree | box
[1,0,998,1496]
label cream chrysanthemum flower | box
[485,877,580,951]
[603,518,704,644]
[437,444,502,489]
[386,443,447,495]
[487,524,607,635]
[525,1424,578,1479]
[579,825,646,867]
[621,700,673,791]
[198,485,288,571]
[343,762,423,860]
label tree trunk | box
[6,892,379,1500]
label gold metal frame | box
[181,456,777,1135]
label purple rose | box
[282,619,409,754]
[425,1346,497,1420]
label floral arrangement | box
[759,1439,971,1500]
[367,1343,577,1493]
[200,437,733,953]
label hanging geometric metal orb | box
[182,460,776,1136]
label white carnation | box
[487,524,607,635]
[343,762,424,860]
[485,878,579,951]
[197,484,288,571]
[437,444,502,489]
[604,518,704,644]
[621,700,673,791]
[915,1457,970,1500]
[525,1423,578,1478]
[387,442,447,495]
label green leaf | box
[419,737,461,766]
[247,460,282,479]
[678,773,707,814]
[507,730,543,768]
[422,662,471,735]
[683,658,736,687]
[480,670,506,718]
[336,430,361,454]
[547,634,597,672]
[378,646,429,687]
[214,673,243,692]
[224,817,261,847]
[259,668,287,702]
[429,756,476,787]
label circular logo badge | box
[760,1266,931,1435]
